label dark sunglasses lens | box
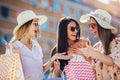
[34,22,39,26]
[76,26,80,31]
[71,27,75,32]
[70,26,80,32]
[89,23,95,29]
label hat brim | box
[13,15,47,34]
[80,13,118,34]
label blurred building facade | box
[0,0,120,62]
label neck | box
[20,36,32,50]
[68,39,75,46]
[20,36,31,45]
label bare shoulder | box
[72,37,91,48]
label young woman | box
[50,17,80,78]
[79,9,120,80]
[50,16,96,80]
[7,10,72,80]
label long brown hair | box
[51,17,80,71]
[97,21,115,55]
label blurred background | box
[0,0,120,64]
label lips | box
[71,34,76,36]
[71,34,77,40]
[35,29,40,33]
[34,30,38,37]
[34,30,37,33]
[93,31,98,37]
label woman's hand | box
[5,43,20,54]
[68,45,96,58]
[49,53,72,77]
[51,52,72,62]
[53,60,60,70]
[79,46,96,57]
[67,39,91,55]
[52,60,62,77]
[68,47,83,55]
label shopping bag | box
[0,53,25,80]
[64,61,95,80]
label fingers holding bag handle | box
[4,40,20,54]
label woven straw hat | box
[13,10,47,33]
[80,9,117,34]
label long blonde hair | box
[10,20,33,43]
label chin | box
[72,38,76,41]
[31,36,37,39]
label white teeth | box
[71,35,76,36]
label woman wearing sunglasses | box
[79,9,120,80]
[49,17,95,79]
[6,10,72,80]
[49,17,80,78]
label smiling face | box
[67,21,79,41]
[28,18,39,38]
[89,17,99,38]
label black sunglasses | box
[70,26,80,32]
[88,23,97,29]
[33,22,39,26]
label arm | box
[43,52,72,73]
[70,40,114,66]
[92,38,120,66]
[43,46,56,73]
[43,57,55,73]
[110,37,120,67]
[91,49,114,66]
[5,42,20,54]
[52,60,61,78]
[79,46,114,66]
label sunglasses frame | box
[70,26,80,32]
[88,23,97,29]
[33,22,39,27]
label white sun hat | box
[13,10,47,33]
[80,9,117,34]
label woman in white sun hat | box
[7,10,72,80]
[75,9,120,80]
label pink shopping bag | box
[64,61,95,80]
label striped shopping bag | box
[64,61,95,80]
